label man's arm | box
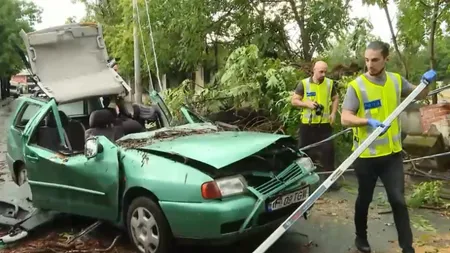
[400,76,429,99]
[340,85,369,127]
[291,82,313,109]
[330,82,339,116]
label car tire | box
[126,197,173,253]
[15,165,28,186]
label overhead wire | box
[143,0,163,91]
[134,0,154,92]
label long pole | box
[252,80,429,253]
[133,0,142,104]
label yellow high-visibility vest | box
[300,77,333,124]
[350,72,403,158]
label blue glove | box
[367,118,384,128]
[367,118,390,135]
[421,69,437,85]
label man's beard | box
[317,77,325,83]
[368,67,385,76]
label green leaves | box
[163,44,307,134]
[73,0,355,79]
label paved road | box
[0,98,449,253]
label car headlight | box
[201,175,247,199]
[296,157,316,173]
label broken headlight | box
[295,157,316,173]
[201,175,248,199]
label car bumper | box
[159,173,319,244]
[176,206,313,246]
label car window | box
[28,108,67,153]
[58,100,85,117]
[14,102,42,130]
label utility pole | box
[133,0,142,104]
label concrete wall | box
[400,104,424,135]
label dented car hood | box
[117,123,291,169]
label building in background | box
[9,69,37,97]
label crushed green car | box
[6,23,320,253]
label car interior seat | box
[61,111,86,152]
[132,103,163,129]
[37,110,72,152]
[85,109,124,142]
[121,118,145,135]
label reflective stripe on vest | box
[301,78,332,124]
[351,72,403,157]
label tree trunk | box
[429,0,440,104]
[288,0,312,61]
[382,1,409,79]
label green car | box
[6,23,320,253]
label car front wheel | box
[126,197,173,253]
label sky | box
[31,0,397,43]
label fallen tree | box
[163,44,361,137]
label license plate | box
[266,187,309,212]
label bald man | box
[291,60,340,190]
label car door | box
[23,100,120,221]
[55,137,120,221]
[6,98,45,180]
[149,90,172,127]
[22,100,68,209]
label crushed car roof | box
[19,23,130,103]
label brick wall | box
[419,103,450,133]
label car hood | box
[19,23,130,103]
[116,123,291,169]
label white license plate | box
[267,187,309,212]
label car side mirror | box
[85,137,104,159]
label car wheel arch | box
[122,187,164,226]
[12,160,25,181]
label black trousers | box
[354,152,414,251]
[298,123,335,171]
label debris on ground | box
[387,233,450,253]
[1,218,136,253]
[411,214,437,232]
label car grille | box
[232,162,310,233]
[254,162,305,195]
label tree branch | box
[419,0,431,8]
[437,2,449,19]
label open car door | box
[148,90,240,130]
[149,90,208,124]
[149,90,173,127]
[22,99,121,221]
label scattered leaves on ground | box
[388,233,450,253]
[410,214,437,232]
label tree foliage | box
[0,0,42,76]
[75,0,355,79]
[163,44,306,134]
